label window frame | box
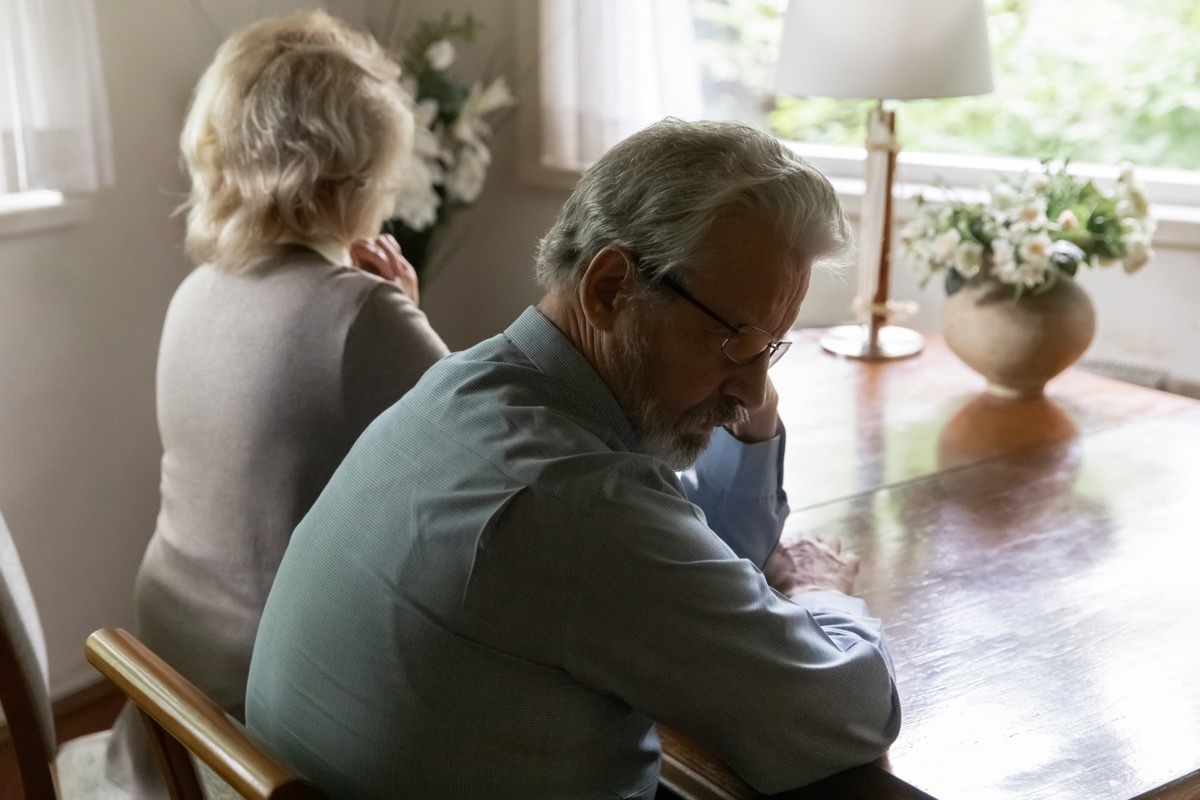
[0,190,90,238]
[0,0,112,239]
[792,141,1200,251]
[516,0,1200,252]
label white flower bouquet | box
[382,12,514,275]
[901,163,1156,298]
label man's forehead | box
[696,214,811,281]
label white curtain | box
[538,0,704,171]
[0,0,115,194]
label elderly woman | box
[106,10,448,795]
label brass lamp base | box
[819,324,925,361]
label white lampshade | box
[775,0,994,101]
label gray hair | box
[535,118,851,292]
[180,10,413,272]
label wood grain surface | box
[661,331,1200,800]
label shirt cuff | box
[787,590,870,617]
[689,425,788,567]
[697,425,785,498]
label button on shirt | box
[246,307,901,799]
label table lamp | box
[774,0,994,360]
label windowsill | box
[518,144,1200,252]
[0,191,92,238]
[827,175,1200,252]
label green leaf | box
[1094,238,1123,259]
[1035,267,1060,295]
[402,12,483,75]
[945,268,967,296]
[417,73,470,123]
[967,212,991,244]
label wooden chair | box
[0,508,126,799]
[84,627,327,800]
[659,724,936,800]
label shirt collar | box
[504,307,644,454]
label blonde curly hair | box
[180,10,413,272]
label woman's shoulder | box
[190,250,388,303]
[162,255,387,347]
[346,278,448,361]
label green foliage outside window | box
[694,0,1200,171]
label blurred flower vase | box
[939,273,1097,398]
[902,163,1155,397]
[382,12,514,280]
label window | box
[534,0,703,175]
[760,0,1200,172]
[530,0,1200,243]
[0,0,113,231]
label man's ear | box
[578,247,636,332]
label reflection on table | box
[661,330,1200,800]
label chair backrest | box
[0,508,59,799]
[85,627,327,800]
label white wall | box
[1,1,203,697]
[2,0,1196,702]
[412,0,553,349]
[0,0,390,700]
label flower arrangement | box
[900,163,1156,298]
[382,13,514,277]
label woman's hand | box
[350,234,420,305]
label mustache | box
[679,397,749,429]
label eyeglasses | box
[627,252,792,367]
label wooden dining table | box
[659,329,1200,800]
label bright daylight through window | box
[0,0,113,222]
[694,0,1200,175]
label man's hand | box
[763,535,860,597]
[350,234,420,305]
[725,377,779,443]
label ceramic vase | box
[942,275,1096,398]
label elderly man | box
[246,118,901,799]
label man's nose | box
[721,356,769,412]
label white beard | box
[609,318,748,470]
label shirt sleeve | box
[677,425,789,567]
[565,463,901,794]
[341,282,450,432]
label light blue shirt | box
[247,307,900,799]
